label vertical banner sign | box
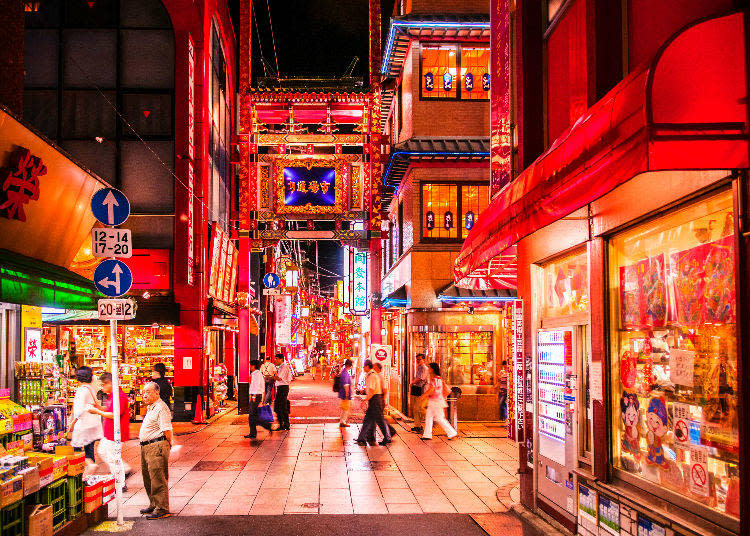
[352,250,368,314]
[490,0,511,196]
[342,245,351,308]
[186,35,195,285]
[513,300,524,442]
[275,295,292,345]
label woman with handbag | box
[409,353,429,433]
[420,363,457,441]
[68,366,103,470]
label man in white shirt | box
[273,353,292,430]
[259,356,277,404]
[138,382,172,519]
[246,360,273,440]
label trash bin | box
[446,387,462,431]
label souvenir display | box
[609,191,738,519]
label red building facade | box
[19,0,239,420]
[457,2,749,535]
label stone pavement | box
[107,399,519,517]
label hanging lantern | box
[482,73,490,91]
[464,72,473,91]
[442,71,452,91]
[465,211,475,230]
[444,211,454,230]
[424,72,434,92]
[425,211,435,231]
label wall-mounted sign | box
[637,515,666,536]
[425,211,435,231]
[444,211,453,230]
[513,299,524,441]
[465,211,475,231]
[274,158,345,214]
[351,250,368,315]
[424,72,434,91]
[0,147,46,222]
[24,328,42,362]
[208,225,238,303]
[186,35,195,286]
[465,72,474,91]
[577,483,598,530]
[598,495,620,536]
[342,245,351,309]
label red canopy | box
[455,10,749,289]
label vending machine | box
[537,328,578,518]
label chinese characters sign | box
[0,147,46,222]
[351,250,368,315]
[208,225,238,304]
[186,35,195,285]
[283,166,335,207]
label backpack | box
[332,374,341,392]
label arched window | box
[24,0,175,248]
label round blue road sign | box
[263,273,280,288]
[94,259,133,297]
[91,187,130,226]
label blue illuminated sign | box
[283,166,335,207]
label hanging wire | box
[252,5,269,77]
[265,0,281,77]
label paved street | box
[98,375,519,519]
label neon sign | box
[351,250,368,315]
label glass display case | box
[608,189,739,520]
[411,326,494,386]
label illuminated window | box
[460,47,490,100]
[422,184,458,239]
[420,44,489,100]
[460,185,489,238]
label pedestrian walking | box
[89,373,131,488]
[421,363,457,441]
[338,359,353,427]
[138,382,173,519]
[260,355,277,404]
[356,360,391,446]
[273,353,292,430]
[68,366,102,471]
[246,360,273,439]
[310,355,318,379]
[151,363,173,409]
[369,363,397,442]
[409,353,429,433]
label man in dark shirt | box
[151,363,173,409]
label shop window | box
[542,249,589,318]
[460,185,489,238]
[422,183,458,239]
[412,328,494,386]
[608,190,739,520]
[420,44,490,101]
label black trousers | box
[248,395,272,438]
[357,394,391,442]
[274,385,290,429]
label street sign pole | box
[109,318,124,525]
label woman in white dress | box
[420,362,458,440]
[67,366,103,471]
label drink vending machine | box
[536,328,578,519]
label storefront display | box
[608,190,739,519]
[411,327,494,386]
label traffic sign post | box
[91,187,130,226]
[90,187,133,525]
[94,260,133,297]
[263,272,280,288]
[91,228,132,258]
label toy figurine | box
[646,397,669,468]
[620,392,641,457]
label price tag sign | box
[98,299,136,320]
[92,228,132,258]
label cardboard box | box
[27,455,53,473]
[83,479,102,513]
[64,451,85,476]
[83,494,102,513]
[24,504,53,536]
[19,466,39,496]
[1,475,23,506]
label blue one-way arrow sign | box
[91,187,130,226]
[94,259,133,297]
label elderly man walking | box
[356,360,391,446]
[139,382,172,519]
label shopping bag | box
[259,404,274,423]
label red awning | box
[455,10,750,289]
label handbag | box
[258,404,274,423]
[410,384,423,397]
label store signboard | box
[208,225,238,303]
[186,35,195,286]
[97,298,136,320]
[342,245,351,308]
[24,328,42,362]
[275,295,292,345]
[351,250,368,315]
[513,299,524,441]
